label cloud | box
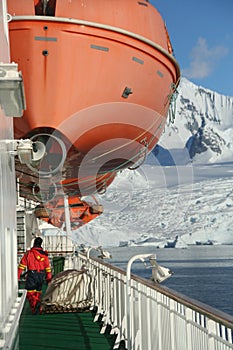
[182,37,229,79]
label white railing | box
[0,290,26,350]
[66,251,233,350]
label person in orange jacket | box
[18,237,52,314]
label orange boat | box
[34,196,104,230]
[7,0,180,229]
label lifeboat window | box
[138,1,148,6]
[70,203,85,208]
[55,203,84,208]
[132,56,144,65]
[35,0,56,16]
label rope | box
[167,79,180,125]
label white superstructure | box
[0,2,26,348]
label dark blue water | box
[108,245,233,316]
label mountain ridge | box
[152,77,233,165]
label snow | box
[71,160,233,247]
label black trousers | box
[25,270,45,291]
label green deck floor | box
[19,295,116,349]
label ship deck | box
[19,289,116,350]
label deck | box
[18,289,116,350]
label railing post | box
[186,307,194,350]
[157,292,163,350]
[170,298,176,350]
[63,195,71,251]
[207,318,217,349]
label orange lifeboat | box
[34,196,103,230]
[7,0,180,228]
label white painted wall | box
[0,2,25,348]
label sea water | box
[108,245,233,316]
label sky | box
[151,0,233,97]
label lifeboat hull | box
[7,0,180,202]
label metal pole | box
[0,0,10,62]
[126,254,155,350]
[63,195,71,251]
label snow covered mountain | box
[152,77,233,165]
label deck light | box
[0,63,26,117]
[4,139,46,165]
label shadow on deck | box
[19,289,116,350]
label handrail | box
[71,252,233,350]
[84,254,233,329]
[0,290,27,349]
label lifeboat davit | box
[7,0,180,228]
